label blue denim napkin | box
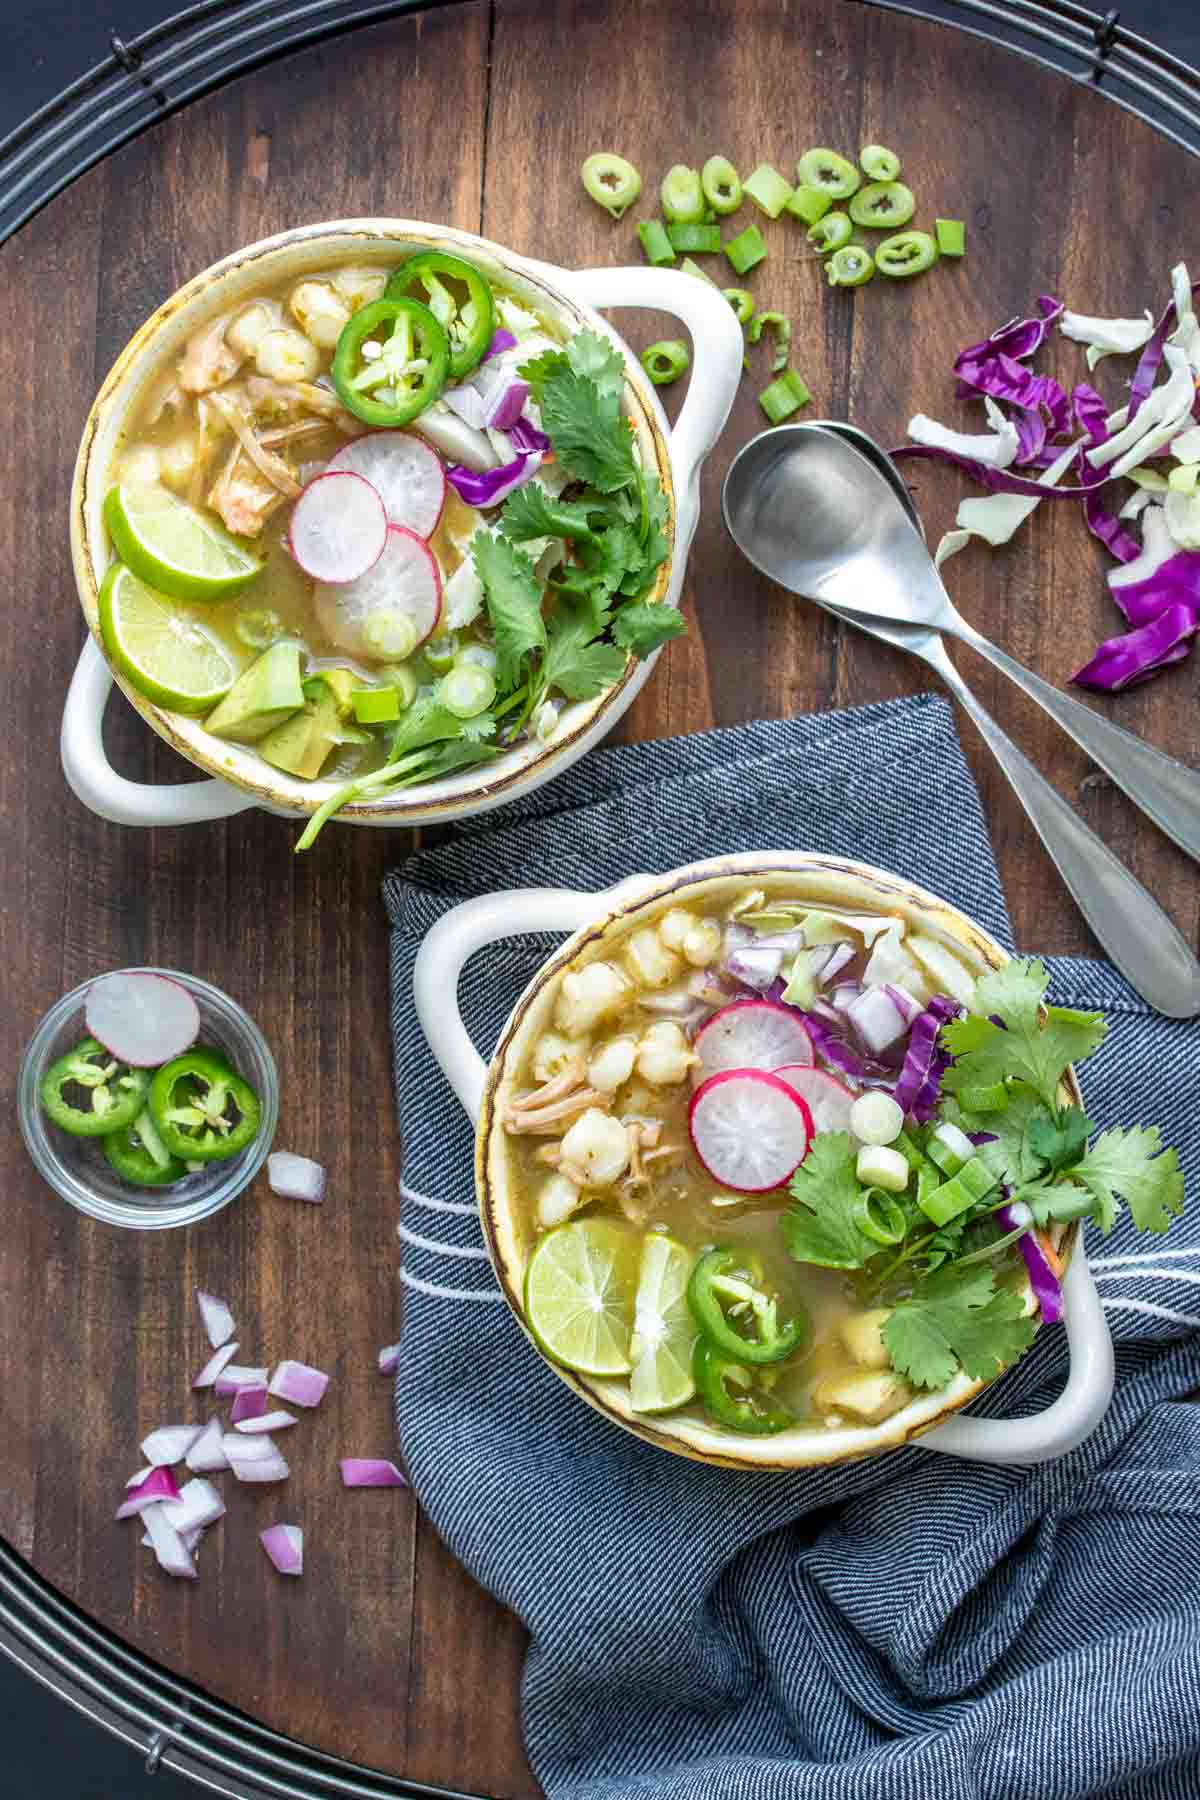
[384,695,1200,1800]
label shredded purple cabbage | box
[890,444,1094,498]
[894,994,964,1124]
[1072,602,1200,691]
[508,415,552,454]
[445,451,542,509]
[1126,278,1200,424]
[1109,549,1200,627]
[998,1203,1064,1322]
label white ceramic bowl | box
[64,220,744,829]
[414,851,1116,1471]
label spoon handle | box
[953,622,1200,865]
[926,642,1200,1017]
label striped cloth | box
[384,695,1200,1800]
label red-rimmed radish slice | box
[315,525,442,659]
[773,1065,857,1134]
[327,432,446,539]
[694,999,814,1077]
[689,1069,814,1193]
[85,973,200,1067]
[289,470,388,584]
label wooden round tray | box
[1,1,1197,1795]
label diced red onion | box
[884,984,924,1028]
[116,1465,183,1520]
[508,415,552,454]
[480,328,518,364]
[260,1523,304,1576]
[724,943,785,990]
[142,1503,198,1579]
[143,1525,204,1554]
[161,1478,226,1535]
[222,1430,276,1463]
[818,943,856,988]
[340,1459,407,1488]
[378,1343,401,1376]
[229,1449,290,1484]
[125,1466,153,1488]
[193,1340,240,1389]
[234,1409,298,1433]
[844,986,910,1054]
[196,1291,235,1349]
[186,1418,229,1473]
[214,1364,268,1396]
[267,1151,327,1205]
[269,1360,330,1408]
[229,1383,269,1425]
[140,1424,203,1467]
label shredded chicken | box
[206,390,301,498]
[246,376,364,435]
[144,375,189,427]
[503,1059,613,1136]
[258,419,330,449]
[179,312,244,394]
[208,443,286,538]
[533,1145,562,1167]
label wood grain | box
[0,1,1197,1793]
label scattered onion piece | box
[161,1478,226,1534]
[116,1466,183,1520]
[193,1340,240,1389]
[267,1151,326,1205]
[196,1290,235,1348]
[340,1459,407,1488]
[269,1360,330,1408]
[186,1418,230,1473]
[260,1524,304,1576]
[229,1448,290,1484]
[215,1364,269,1396]
[234,1409,298,1433]
[141,1424,203,1467]
[125,1466,154,1489]
[229,1383,269,1425]
[143,1503,198,1579]
[378,1343,401,1376]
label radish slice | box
[143,1504,198,1579]
[288,470,388,584]
[85,973,200,1068]
[269,1360,330,1408]
[186,1418,229,1473]
[694,999,815,1077]
[327,432,445,539]
[195,1290,235,1349]
[234,1409,298,1433]
[141,1424,202,1467]
[688,1069,814,1193]
[193,1341,239,1389]
[161,1478,226,1534]
[773,1065,858,1134]
[214,1363,268,1396]
[315,525,442,660]
[116,1466,183,1520]
[261,1523,304,1575]
[340,1459,407,1488]
[229,1383,269,1424]
[267,1151,326,1205]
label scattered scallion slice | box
[440,663,497,719]
[860,144,901,182]
[826,245,876,288]
[661,164,706,225]
[875,230,939,278]
[724,224,767,275]
[743,163,795,219]
[351,687,403,725]
[580,153,642,219]
[935,217,966,257]
[640,339,690,386]
[785,185,832,226]
[759,369,810,423]
[807,211,852,254]
[680,256,717,284]
[795,147,861,200]
[666,222,722,255]
[848,181,915,229]
[748,311,791,373]
[701,155,743,215]
[722,288,754,325]
[636,220,675,267]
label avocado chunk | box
[258,677,368,781]
[205,642,304,744]
[312,667,361,718]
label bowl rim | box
[69,218,678,824]
[474,851,1080,1471]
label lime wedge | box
[523,1218,640,1377]
[99,562,235,714]
[104,482,262,602]
[629,1234,698,1414]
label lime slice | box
[104,482,262,601]
[629,1234,698,1414]
[523,1218,640,1377]
[99,562,235,714]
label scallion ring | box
[875,230,939,278]
[852,1187,907,1247]
[722,288,754,325]
[795,147,861,200]
[825,245,875,288]
[640,339,690,386]
[440,664,496,719]
[860,143,901,182]
[581,153,642,220]
[660,164,705,225]
[848,181,916,229]
[701,155,743,215]
[807,211,852,254]
[747,311,791,373]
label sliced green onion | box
[235,607,285,650]
[680,257,717,285]
[795,147,861,200]
[440,663,496,719]
[455,643,498,673]
[849,181,916,229]
[423,633,458,673]
[660,164,705,225]
[935,217,966,257]
[362,611,420,660]
[722,287,754,325]
[747,311,791,373]
[852,1187,907,1246]
[351,686,403,725]
[636,219,675,267]
[374,664,418,710]
[875,230,939,278]
[581,152,641,220]
[724,224,767,275]
[640,339,690,386]
[826,245,875,288]
[666,222,722,254]
[743,163,795,219]
[784,185,831,227]
[960,1082,1009,1113]
[807,211,852,254]
[701,155,742,215]
[860,144,901,182]
[758,369,810,423]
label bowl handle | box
[918,1245,1114,1465]
[552,265,744,555]
[61,637,257,826]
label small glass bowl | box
[18,968,278,1230]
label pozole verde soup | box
[501,879,1076,1437]
[101,247,678,844]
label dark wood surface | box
[1,1,1198,1793]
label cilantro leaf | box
[1028,1106,1092,1173]
[941,959,1106,1112]
[612,601,687,660]
[783,1132,882,1269]
[541,602,627,701]
[392,735,499,786]
[471,530,546,689]
[389,696,493,760]
[565,328,627,403]
[499,482,600,545]
[517,349,568,403]
[950,1084,1054,1189]
[882,1263,1038,1389]
[1070,1126,1185,1235]
[540,370,638,492]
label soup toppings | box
[102,250,685,846]
[507,887,1184,1437]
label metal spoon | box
[722,423,1200,1017]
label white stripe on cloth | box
[400,1268,503,1304]
[1095,1268,1200,1290]
[1102,1297,1200,1329]
[1092,1249,1200,1269]
[400,1183,476,1217]
[399,1223,489,1261]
